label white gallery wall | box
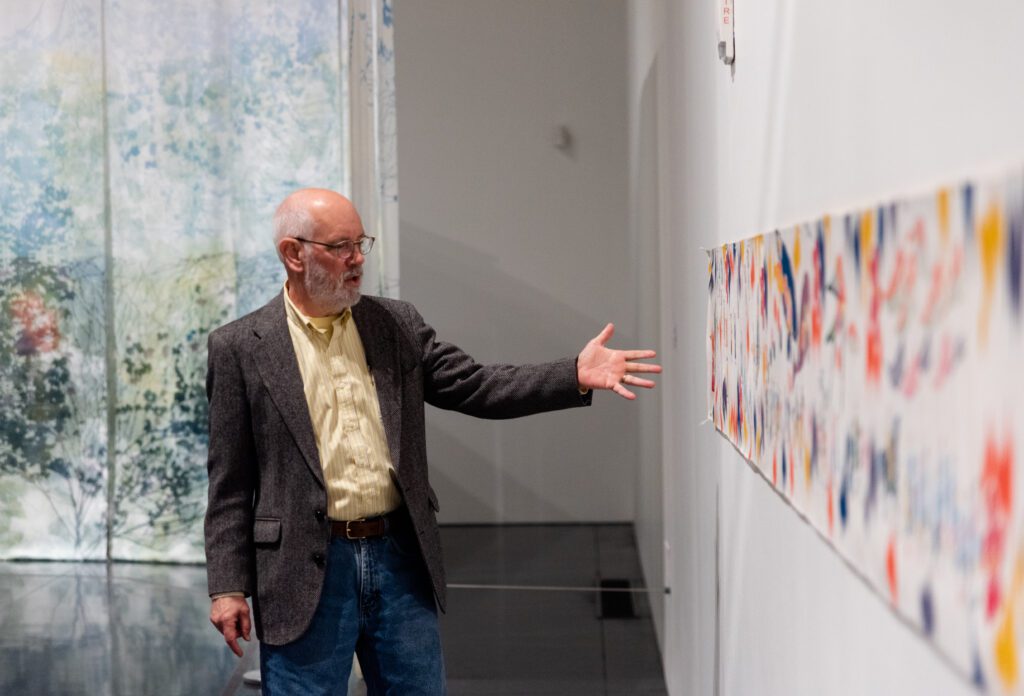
[393,1,639,523]
[630,1,1024,694]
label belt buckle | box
[344,519,365,540]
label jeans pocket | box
[385,525,420,559]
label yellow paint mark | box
[804,447,811,486]
[937,189,950,244]
[995,596,1019,689]
[860,211,874,275]
[978,203,1004,347]
[994,551,1024,690]
[792,227,802,272]
[823,215,831,246]
[774,262,787,296]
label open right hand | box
[210,595,251,657]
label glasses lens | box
[359,237,374,255]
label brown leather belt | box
[330,516,391,540]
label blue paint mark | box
[888,342,905,387]
[810,414,818,474]
[963,184,975,240]
[839,474,849,528]
[758,403,765,454]
[781,449,788,487]
[918,336,931,371]
[780,241,796,340]
[920,586,935,637]
[877,205,886,252]
[761,262,768,318]
[736,380,743,440]
[973,650,986,688]
[848,214,861,281]
[383,0,393,26]
[1009,207,1023,317]
[816,222,826,303]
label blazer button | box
[314,509,325,522]
[312,552,325,567]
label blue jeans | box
[260,519,445,695]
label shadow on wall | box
[401,220,641,524]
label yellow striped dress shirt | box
[283,288,402,520]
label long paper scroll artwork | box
[707,168,1024,692]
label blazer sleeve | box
[204,328,258,597]
[396,302,592,418]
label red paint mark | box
[865,254,883,385]
[988,576,1003,621]
[886,537,898,604]
[866,323,883,384]
[982,431,1014,576]
[811,297,822,348]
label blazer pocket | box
[253,517,282,545]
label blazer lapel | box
[252,294,325,488]
[352,299,403,470]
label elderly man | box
[205,188,660,694]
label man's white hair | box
[272,198,315,261]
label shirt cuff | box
[211,591,247,600]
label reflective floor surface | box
[0,524,667,695]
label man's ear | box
[279,239,305,273]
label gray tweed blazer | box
[204,292,591,645]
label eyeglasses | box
[291,235,375,258]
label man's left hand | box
[577,323,662,400]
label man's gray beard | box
[304,257,361,314]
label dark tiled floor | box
[0,524,666,695]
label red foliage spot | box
[9,291,60,355]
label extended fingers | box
[612,382,637,400]
[223,625,243,657]
[621,375,656,389]
[594,323,615,345]
[625,362,662,374]
[623,349,657,360]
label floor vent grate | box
[598,578,636,618]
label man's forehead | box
[309,204,363,240]
[314,219,365,242]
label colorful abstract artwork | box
[1,0,397,562]
[707,168,1024,692]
